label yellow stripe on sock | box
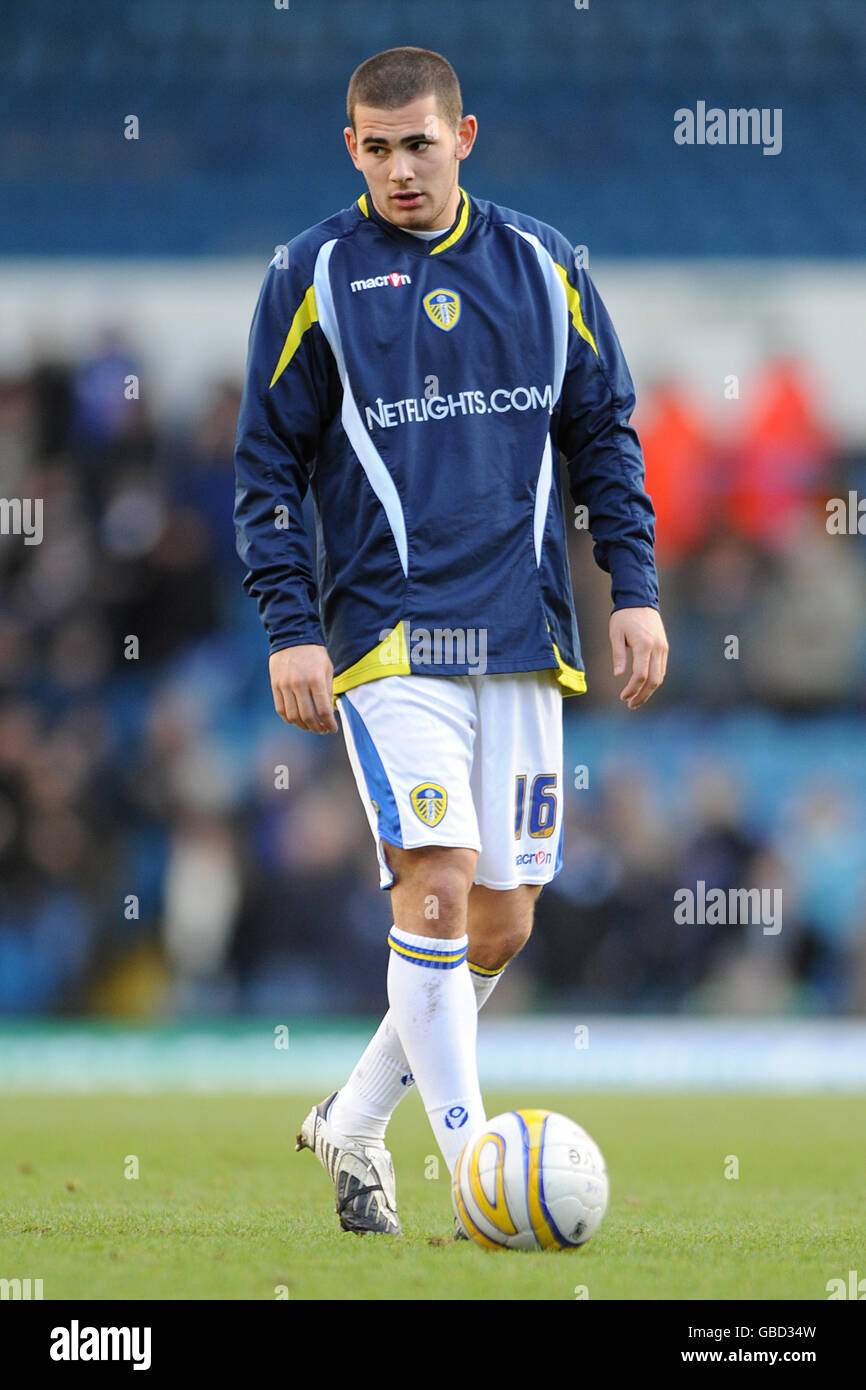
[467,959,506,977]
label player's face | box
[344,95,477,231]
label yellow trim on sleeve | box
[331,621,411,698]
[430,187,470,255]
[551,640,587,695]
[553,262,599,357]
[269,284,318,389]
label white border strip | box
[313,239,409,576]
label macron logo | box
[350,272,412,292]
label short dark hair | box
[347,47,462,131]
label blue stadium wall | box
[1,0,863,257]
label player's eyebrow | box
[360,132,433,148]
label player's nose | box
[389,154,415,183]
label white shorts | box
[337,670,564,891]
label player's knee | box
[493,916,533,967]
[422,861,475,922]
[506,885,541,943]
[385,844,475,919]
[469,891,537,970]
[469,926,529,974]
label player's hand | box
[269,644,339,733]
[609,607,669,709]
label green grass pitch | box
[1,1091,863,1300]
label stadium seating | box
[1,0,863,254]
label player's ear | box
[455,114,477,162]
[343,125,360,168]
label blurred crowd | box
[1,332,865,1019]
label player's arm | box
[553,259,668,708]
[233,250,338,733]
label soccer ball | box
[452,1108,609,1251]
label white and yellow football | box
[452,1109,609,1251]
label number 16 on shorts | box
[514,773,558,839]
[512,773,561,879]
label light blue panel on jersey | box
[339,694,403,848]
[553,816,564,879]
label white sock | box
[327,1011,414,1146]
[329,952,506,1145]
[385,925,486,1173]
[467,959,508,1010]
